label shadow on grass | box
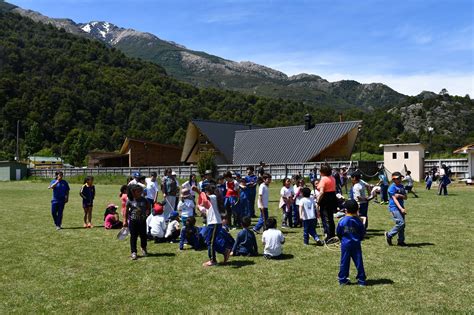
[403,242,435,248]
[226,260,256,269]
[61,225,105,229]
[272,253,294,260]
[146,252,176,257]
[366,278,394,286]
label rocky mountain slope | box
[3,1,406,109]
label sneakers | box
[131,252,138,260]
[315,239,324,246]
[397,242,407,247]
[141,248,148,257]
[202,260,217,267]
[55,226,61,231]
[385,232,393,246]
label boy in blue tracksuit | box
[385,172,408,246]
[337,199,366,286]
[179,217,205,250]
[238,179,251,218]
[245,166,258,217]
[48,171,70,230]
[230,216,258,256]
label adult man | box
[145,172,159,206]
[48,171,70,230]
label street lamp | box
[427,127,434,158]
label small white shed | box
[382,143,425,182]
[454,144,474,180]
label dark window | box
[392,152,397,159]
[404,152,409,159]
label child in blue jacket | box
[336,199,366,286]
[231,216,258,256]
[179,217,205,250]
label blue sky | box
[9,0,474,96]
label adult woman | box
[182,173,199,200]
[317,164,337,242]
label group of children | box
[49,163,415,285]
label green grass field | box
[1,181,473,313]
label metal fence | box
[424,159,469,178]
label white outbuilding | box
[453,143,474,182]
[382,143,425,182]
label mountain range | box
[4,1,407,109]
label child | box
[336,199,366,286]
[48,171,70,230]
[262,217,285,259]
[244,166,258,217]
[221,216,231,232]
[80,176,95,228]
[299,187,323,246]
[179,217,205,250]
[217,175,226,197]
[147,203,166,242]
[104,204,123,229]
[253,173,272,233]
[293,179,305,227]
[124,184,150,260]
[350,172,369,228]
[198,185,230,267]
[119,185,128,219]
[279,178,294,228]
[177,188,195,226]
[403,171,418,198]
[424,172,433,190]
[224,171,240,228]
[165,211,181,243]
[238,179,251,219]
[231,216,258,256]
[384,172,408,247]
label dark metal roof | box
[233,120,362,164]
[192,120,259,163]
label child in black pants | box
[123,185,150,260]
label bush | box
[197,151,217,178]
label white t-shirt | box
[182,181,197,198]
[165,219,180,238]
[294,185,303,205]
[300,196,316,220]
[146,214,166,238]
[262,228,285,257]
[258,184,269,208]
[177,198,195,218]
[279,186,293,208]
[404,175,414,187]
[205,195,222,225]
[352,182,367,204]
[145,178,159,201]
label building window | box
[404,152,409,159]
[392,152,397,159]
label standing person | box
[317,164,337,242]
[161,168,178,220]
[182,174,199,200]
[333,168,342,194]
[245,166,258,218]
[238,179,251,219]
[224,171,240,228]
[145,172,159,206]
[341,166,349,194]
[48,171,70,230]
[299,187,323,246]
[280,178,294,228]
[336,200,367,286]
[424,172,433,190]
[438,164,451,196]
[384,172,408,247]
[293,179,305,228]
[378,169,389,205]
[257,161,266,184]
[119,185,128,220]
[403,171,418,198]
[350,172,369,228]
[253,173,272,233]
[123,185,150,260]
[309,167,318,191]
[177,188,195,226]
[79,176,95,228]
[199,170,213,192]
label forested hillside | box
[0,11,472,166]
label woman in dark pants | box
[317,164,338,242]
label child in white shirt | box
[177,188,195,225]
[165,211,180,243]
[262,217,285,259]
[299,187,323,245]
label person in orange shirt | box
[317,164,338,242]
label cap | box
[392,171,403,179]
[171,171,176,176]
[204,170,212,175]
[107,203,118,209]
[133,172,140,178]
[153,203,164,215]
[169,211,179,219]
[181,188,191,198]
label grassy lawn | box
[0,181,473,313]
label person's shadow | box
[403,242,435,248]
[366,278,394,286]
[146,252,176,257]
[225,260,256,269]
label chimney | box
[304,114,314,131]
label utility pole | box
[15,120,20,161]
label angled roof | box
[453,143,474,153]
[192,120,258,162]
[233,120,361,164]
[120,138,181,154]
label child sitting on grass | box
[179,217,205,250]
[336,199,366,286]
[147,202,166,242]
[262,217,285,259]
[124,184,150,260]
[104,204,123,229]
[231,216,258,256]
[299,187,323,246]
[165,211,180,243]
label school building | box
[453,143,474,180]
[382,143,425,181]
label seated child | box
[104,204,123,229]
[222,216,231,232]
[336,199,366,286]
[179,217,205,250]
[147,202,166,242]
[165,211,181,243]
[262,217,285,259]
[299,188,323,246]
[231,216,258,256]
[177,188,195,226]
